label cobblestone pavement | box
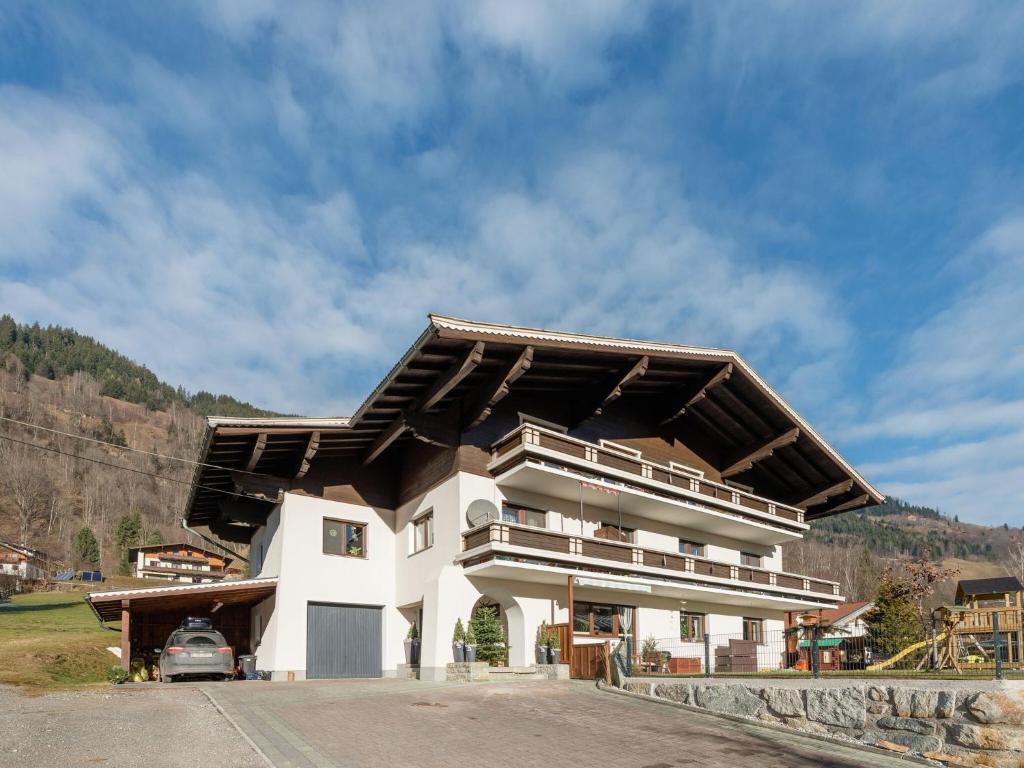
[201,679,916,768]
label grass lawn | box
[0,590,121,688]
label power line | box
[0,413,265,477]
[0,432,251,501]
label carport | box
[87,578,277,670]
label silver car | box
[159,628,235,682]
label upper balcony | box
[488,424,808,546]
[459,521,840,612]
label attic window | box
[599,440,642,458]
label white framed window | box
[598,439,642,458]
[669,461,704,479]
[413,511,434,553]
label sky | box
[0,1,1022,526]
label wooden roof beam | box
[720,427,800,478]
[361,341,485,464]
[416,341,485,411]
[243,433,267,473]
[463,346,534,430]
[659,363,732,425]
[293,431,320,479]
[571,356,649,426]
[792,479,854,509]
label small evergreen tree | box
[115,511,143,575]
[863,567,922,656]
[74,527,100,567]
[453,618,465,645]
[469,605,505,664]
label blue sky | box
[1,2,1022,525]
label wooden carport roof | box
[184,315,883,530]
[86,578,278,623]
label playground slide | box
[866,632,946,671]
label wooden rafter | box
[462,346,534,430]
[361,342,485,465]
[416,341,485,411]
[294,431,320,479]
[792,479,854,509]
[816,493,870,516]
[243,433,267,473]
[720,427,800,478]
[571,356,649,426]
[362,416,407,466]
[229,471,289,502]
[660,363,732,424]
[405,411,458,447]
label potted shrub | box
[452,618,466,663]
[641,635,661,672]
[535,621,549,664]
[404,623,420,665]
[464,623,477,663]
[469,605,504,665]
[547,627,561,665]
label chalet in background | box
[0,540,48,583]
[128,542,234,583]
[89,316,883,678]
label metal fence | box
[630,611,1022,680]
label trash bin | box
[238,655,257,680]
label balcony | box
[459,521,840,611]
[489,424,808,546]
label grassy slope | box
[0,591,119,688]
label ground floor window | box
[680,611,705,640]
[742,617,764,643]
[573,601,633,637]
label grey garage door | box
[306,603,382,679]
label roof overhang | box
[86,577,277,623]
[183,315,883,526]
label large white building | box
[89,317,883,680]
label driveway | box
[201,679,914,768]
[0,684,263,768]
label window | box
[680,612,705,641]
[413,511,434,553]
[573,602,631,637]
[742,617,764,643]
[323,518,366,558]
[740,552,762,568]
[501,503,546,528]
[679,539,706,557]
[598,439,642,458]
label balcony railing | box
[461,521,840,599]
[490,424,806,532]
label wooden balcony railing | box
[461,521,840,599]
[490,424,806,531]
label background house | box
[128,543,233,583]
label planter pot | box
[548,648,561,665]
[464,645,477,663]
[404,639,420,666]
[453,643,465,663]
[535,645,549,665]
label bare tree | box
[0,445,56,545]
[1007,541,1024,585]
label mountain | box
[0,314,278,417]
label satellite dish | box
[466,499,500,528]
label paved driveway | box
[202,679,913,768]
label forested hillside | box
[0,315,278,417]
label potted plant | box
[404,623,420,665]
[464,623,477,663]
[452,618,466,663]
[535,621,549,664]
[641,635,661,671]
[469,605,503,665]
[547,627,561,665]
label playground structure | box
[867,576,1023,674]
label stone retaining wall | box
[621,678,1024,767]
[446,662,569,683]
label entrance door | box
[306,603,382,679]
